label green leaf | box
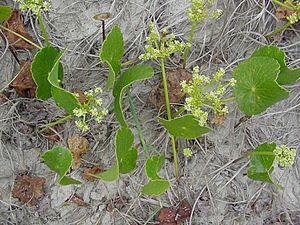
[116,127,138,174]
[100,26,124,89]
[113,64,154,127]
[31,46,63,100]
[91,164,119,182]
[42,147,81,185]
[0,6,12,23]
[251,45,300,85]
[247,143,276,184]
[89,127,137,182]
[48,52,81,115]
[142,180,170,196]
[159,115,212,139]
[233,57,290,115]
[145,155,166,180]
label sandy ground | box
[0,0,300,224]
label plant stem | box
[0,25,42,49]
[235,150,275,162]
[121,58,139,67]
[39,115,72,133]
[127,89,149,155]
[271,0,294,10]
[160,58,179,178]
[172,105,185,118]
[37,13,49,46]
[221,97,235,103]
[183,23,196,69]
[266,21,292,37]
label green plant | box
[268,0,300,37]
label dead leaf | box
[3,10,35,49]
[275,7,294,20]
[157,200,192,225]
[12,175,45,206]
[149,69,192,110]
[66,194,89,207]
[82,166,103,182]
[73,88,87,104]
[211,113,225,125]
[67,135,89,169]
[10,60,36,97]
[42,124,64,142]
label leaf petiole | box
[37,13,49,46]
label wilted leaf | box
[233,57,290,115]
[142,180,170,196]
[247,143,276,184]
[275,6,294,20]
[159,115,212,139]
[90,127,137,181]
[82,166,103,182]
[149,69,192,110]
[100,26,124,89]
[3,10,34,49]
[10,60,36,97]
[251,45,300,85]
[31,46,64,100]
[113,64,154,127]
[66,194,89,207]
[157,200,192,225]
[67,135,89,169]
[0,6,12,23]
[12,175,45,206]
[42,147,81,185]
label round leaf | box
[142,180,170,196]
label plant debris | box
[42,124,64,142]
[66,194,89,207]
[211,113,225,125]
[149,69,192,110]
[12,175,45,206]
[10,60,36,97]
[3,10,35,49]
[73,88,87,104]
[275,7,294,20]
[67,135,89,169]
[82,166,103,182]
[157,200,192,225]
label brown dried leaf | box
[10,60,36,97]
[157,200,192,225]
[42,124,64,142]
[12,175,45,206]
[66,194,89,207]
[275,7,294,20]
[3,10,35,49]
[67,135,89,169]
[73,88,87,104]
[149,69,191,110]
[211,113,225,125]
[82,166,103,182]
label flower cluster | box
[14,0,50,15]
[181,66,236,126]
[183,148,193,157]
[274,145,296,167]
[187,0,222,24]
[73,87,108,131]
[139,22,189,60]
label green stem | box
[266,21,292,38]
[0,25,42,49]
[127,89,149,155]
[121,58,139,67]
[39,115,72,133]
[172,105,185,118]
[221,97,235,103]
[183,23,196,69]
[160,58,179,178]
[271,0,294,10]
[37,13,49,46]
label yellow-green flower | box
[14,0,50,15]
[274,145,296,167]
